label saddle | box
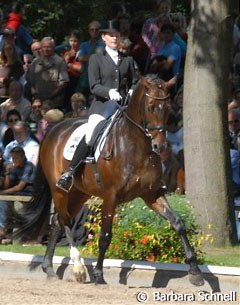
[63,110,120,162]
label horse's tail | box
[12,161,52,243]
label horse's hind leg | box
[64,225,86,282]
[147,196,204,286]
[42,213,62,279]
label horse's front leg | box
[147,196,204,287]
[42,213,62,279]
[64,225,86,282]
[93,202,116,284]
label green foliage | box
[1,1,190,44]
[84,195,206,263]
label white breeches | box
[85,113,105,145]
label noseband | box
[144,92,170,101]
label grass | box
[0,244,239,267]
[203,246,240,267]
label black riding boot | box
[56,136,89,192]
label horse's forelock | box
[144,74,164,86]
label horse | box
[14,74,204,287]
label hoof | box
[93,268,107,285]
[189,272,204,286]
[46,274,59,281]
[73,266,87,283]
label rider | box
[56,20,139,192]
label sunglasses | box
[8,118,19,123]
[32,105,42,109]
[228,120,239,124]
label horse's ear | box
[141,76,151,89]
[166,75,178,90]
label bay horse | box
[14,74,204,286]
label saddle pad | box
[63,110,119,161]
[63,123,88,160]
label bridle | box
[144,92,170,101]
[119,89,170,137]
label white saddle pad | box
[63,123,88,160]
[63,111,119,162]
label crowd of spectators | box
[0,0,239,243]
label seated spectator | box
[0,107,8,146]
[27,99,43,137]
[3,121,39,166]
[0,80,31,122]
[228,109,240,150]
[159,141,182,193]
[230,148,240,240]
[64,92,88,119]
[166,112,183,156]
[0,148,5,189]
[175,148,185,194]
[34,101,52,142]
[2,109,21,148]
[228,89,240,111]
[0,146,36,244]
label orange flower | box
[139,235,150,244]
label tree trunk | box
[183,0,237,246]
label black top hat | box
[100,20,120,33]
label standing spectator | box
[19,53,33,100]
[0,146,36,244]
[28,37,69,109]
[0,29,24,100]
[4,2,33,56]
[77,21,105,101]
[0,80,31,122]
[3,121,39,166]
[142,0,172,50]
[128,17,149,74]
[155,23,182,77]
[63,30,82,112]
[31,40,41,58]
[171,12,188,42]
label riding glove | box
[109,89,122,101]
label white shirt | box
[105,46,118,65]
[4,136,39,166]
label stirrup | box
[85,156,95,164]
[56,173,74,192]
